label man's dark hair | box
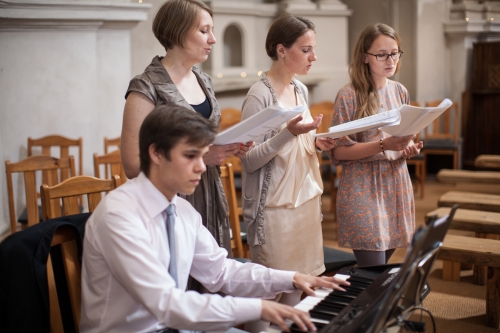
[139,104,217,176]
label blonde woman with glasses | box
[328,23,423,267]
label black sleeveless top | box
[190,97,211,119]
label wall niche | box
[223,24,244,68]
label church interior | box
[1,0,500,332]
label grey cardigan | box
[240,74,309,246]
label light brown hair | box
[349,23,402,119]
[265,13,315,60]
[153,0,212,51]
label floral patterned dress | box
[330,80,415,251]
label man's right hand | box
[261,300,316,332]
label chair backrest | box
[41,175,120,220]
[310,101,334,135]
[220,108,241,131]
[424,100,459,142]
[220,163,244,258]
[5,155,76,233]
[93,150,127,182]
[47,225,82,333]
[28,135,83,177]
[104,136,121,154]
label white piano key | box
[266,273,349,333]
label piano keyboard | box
[267,264,409,333]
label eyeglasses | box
[365,51,403,61]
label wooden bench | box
[438,234,500,328]
[437,169,500,184]
[439,191,500,213]
[426,207,500,285]
[475,155,500,170]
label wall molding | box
[0,0,151,31]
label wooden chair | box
[423,100,461,170]
[47,225,82,332]
[219,108,241,131]
[93,150,126,183]
[310,101,336,212]
[220,163,245,258]
[5,155,75,233]
[220,108,243,212]
[104,136,120,154]
[28,135,83,177]
[41,175,120,220]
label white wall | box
[0,0,149,235]
[130,0,166,77]
[415,0,449,104]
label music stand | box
[321,205,457,333]
[369,204,458,333]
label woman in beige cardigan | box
[241,13,335,332]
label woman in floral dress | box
[329,23,423,267]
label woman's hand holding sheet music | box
[382,135,415,151]
[315,137,335,151]
[233,141,255,158]
[402,140,423,159]
[204,143,241,165]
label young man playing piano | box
[80,105,349,333]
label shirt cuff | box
[270,269,296,292]
[233,298,262,324]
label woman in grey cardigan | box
[121,0,251,257]
[241,13,335,332]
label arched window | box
[223,24,243,67]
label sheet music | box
[314,109,400,139]
[381,98,452,136]
[314,98,452,139]
[213,105,305,145]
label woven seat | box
[423,138,461,150]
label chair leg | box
[453,151,458,170]
[419,162,425,199]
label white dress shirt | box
[80,172,296,333]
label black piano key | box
[345,281,371,290]
[325,292,357,300]
[313,305,345,315]
[316,299,351,309]
[309,311,335,322]
[324,294,357,303]
[347,275,373,285]
[290,323,320,333]
[311,306,340,317]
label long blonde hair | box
[349,23,402,119]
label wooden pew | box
[426,207,500,285]
[475,155,500,170]
[438,191,500,213]
[437,169,500,184]
[438,234,500,329]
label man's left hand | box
[292,273,350,297]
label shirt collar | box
[136,172,177,219]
